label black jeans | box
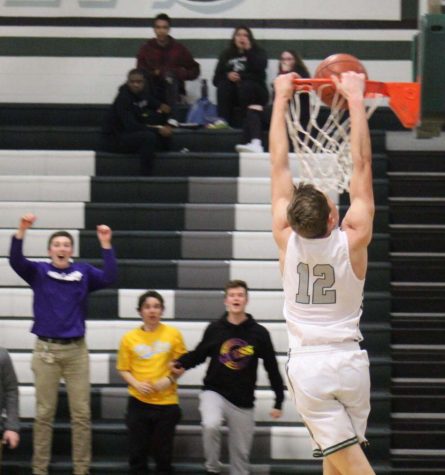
[118,130,170,175]
[242,108,263,143]
[216,78,268,127]
[126,396,181,475]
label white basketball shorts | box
[285,342,371,458]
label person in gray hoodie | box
[0,347,20,466]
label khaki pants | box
[31,338,91,475]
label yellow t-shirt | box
[117,323,187,405]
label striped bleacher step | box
[0,175,90,201]
[386,131,445,154]
[0,288,390,323]
[0,126,245,152]
[391,282,445,313]
[0,174,389,208]
[388,151,445,173]
[390,224,445,253]
[389,197,445,225]
[96,150,387,179]
[391,419,445,453]
[0,319,390,357]
[0,125,103,150]
[0,125,389,154]
[8,351,391,391]
[96,151,240,177]
[0,103,111,127]
[10,420,390,463]
[0,459,392,475]
[0,149,94,176]
[93,176,388,206]
[391,313,445,346]
[5,460,369,475]
[391,451,445,474]
[392,347,445,379]
[391,253,445,282]
[0,258,391,291]
[240,152,388,180]
[388,172,445,198]
[0,459,331,475]
[0,229,389,262]
[16,386,390,427]
[0,176,279,204]
[87,203,388,233]
[0,202,85,228]
[0,202,389,232]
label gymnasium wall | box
[0,0,420,104]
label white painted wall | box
[0,0,418,104]
[0,0,401,20]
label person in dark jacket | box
[137,13,200,115]
[213,26,269,153]
[171,280,284,475]
[108,68,172,175]
[0,347,20,467]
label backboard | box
[415,9,445,138]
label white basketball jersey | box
[283,228,365,348]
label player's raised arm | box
[269,73,298,252]
[335,73,374,249]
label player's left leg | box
[325,443,375,475]
[323,456,342,475]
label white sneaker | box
[235,141,264,153]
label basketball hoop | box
[287,78,420,193]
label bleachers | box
[0,106,393,474]
[387,132,445,474]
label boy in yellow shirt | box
[117,290,187,475]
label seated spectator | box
[213,26,269,153]
[0,347,20,466]
[233,49,310,155]
[107,68,172,175]
[117,290,187,475]
[276,49,310,129]
[278,49,310,78]
[137,13,200,118]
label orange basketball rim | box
[292,78,420,129]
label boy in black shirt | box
[107,68,172,174]
[172,280,284,475]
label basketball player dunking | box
[269,71,375,475]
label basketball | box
[314,54,368,108]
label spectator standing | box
[107,68,173,175]
[117,290,187,475]
[137,13,200,117]
[0,347,20,468]
[9,213,117,475]
[213,26,269,153]
[172,280,284,475]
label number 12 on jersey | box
[295,262,336,304]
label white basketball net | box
[286,84,381,194]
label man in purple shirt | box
[9,213,117,475]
